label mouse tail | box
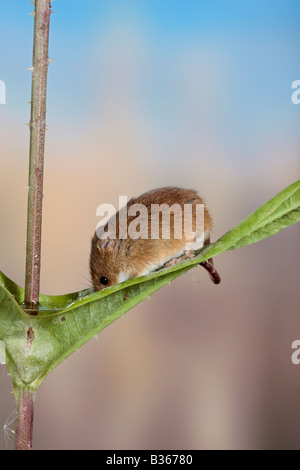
[199,236,221,284]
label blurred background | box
[0,0,300,450]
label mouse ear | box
[97,236,121,252]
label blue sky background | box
[1,0,300,168]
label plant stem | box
[19,0,52,452]
[25,0,52,307]
[14,388,36,450]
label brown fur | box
[90,187,213,291]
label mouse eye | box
[99,276,109,286]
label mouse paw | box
[164,251,194,268]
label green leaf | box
[0,266,195,390]
[0,180,299,390]
[199,178,300,256]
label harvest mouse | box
[90,187,221,291]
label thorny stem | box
[14,388,36,451]
[24,0,52,308]
[18,0,52,451]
